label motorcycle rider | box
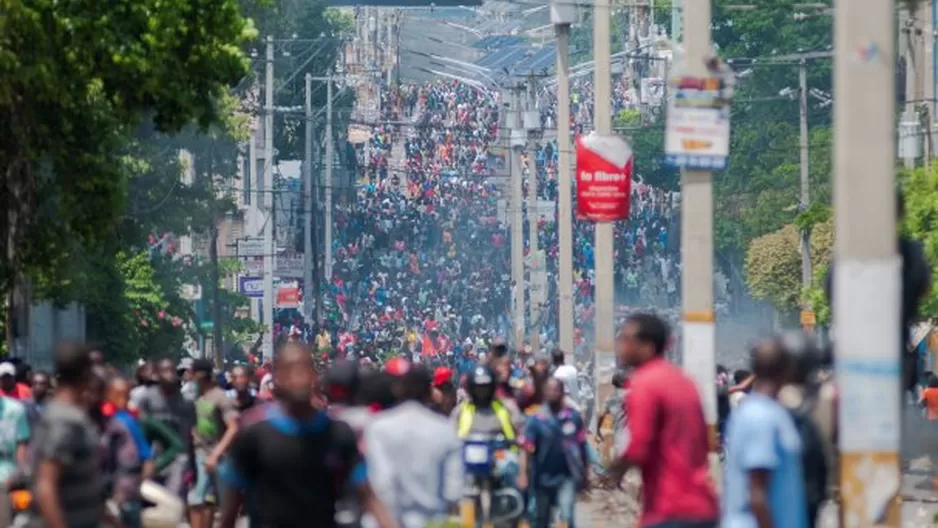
[451,365,517,442]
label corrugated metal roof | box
[473,35,524,49]
[476,44,557,77]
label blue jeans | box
[585,442,604,474]
[530,478,576,528]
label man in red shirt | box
[0,362,30,400]
[605,313,718,528]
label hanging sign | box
[242,257,264,275]
[276,285,301,308]
[237,237,265,257]
[665,75,731,170]
[275,254,304,279]
[575,133,633,222]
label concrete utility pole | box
[524,79,543,352]
[798,59,813,331]
[324,79,334,282]
[592,0,616,430]
[901,6,923,169]
[554,17,575,359]
[303,74,323,329]
[834,0,901,525]
[680,0,718,453]
[248,124,261,324]
[509,87,527,348]
[262,35,276,358]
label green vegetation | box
[0,0,349,360]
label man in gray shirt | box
[32,341,109,528]
[138,358,196,500]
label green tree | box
[0,0,254,345]
[902,165,938,318]
[745,217,833,317]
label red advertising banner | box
[575,133,633,222]
[276,286,301,308]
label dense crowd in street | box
[0,309,846,528]
[312,74,683,365]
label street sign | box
[239,276,264,298]
[242,257,264,275]
[664,76,731,170]
[275,254,304,279]
[237,237,265,257]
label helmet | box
[467,365,495,390]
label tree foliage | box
[902,165,938,318]
[745,218,833,316]
[0,0,254,311]
[84,252,189,361]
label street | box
[576,462,938,527]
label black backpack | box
[789,407,828,525]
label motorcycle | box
[459,433,524,528]
[8,475,32,528]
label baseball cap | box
[177,357,193,371]
[432,366,453,388]
[0,363,15,377]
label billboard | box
[276,285,301,308]
[239,276,264,298]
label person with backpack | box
[777,332,830,528]
[722,337,808,528]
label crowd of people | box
[3,333,595,528]
[308,73,684,368]
[0,309,847,528]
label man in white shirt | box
[364,363,461,528]
[550,349,580,411]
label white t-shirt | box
[553,364,580,406]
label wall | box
[24,302,86,371]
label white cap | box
[0,363,16,377]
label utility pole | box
[552,0,576,358]
[509,87,527,348]
[798,59,813,332]
[209,225,224,369]
[324,78,334,282]
[524,78,543,352]
[592,0,616,430]
[304,74,323,329]
[262,35,276,359]
[901,6,922,169]
[248,124,260,324]
[834,0,901,525]
[680,0,718,456]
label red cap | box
[385,357,411,376]
[432,367,453,388]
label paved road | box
[577,461,938,527]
